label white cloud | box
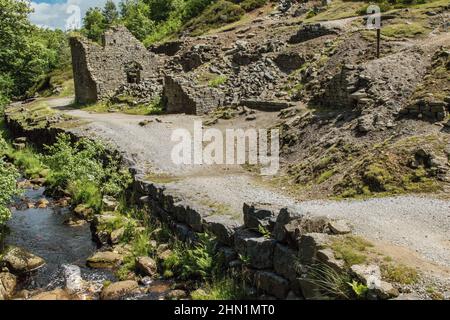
[29,0,121,30]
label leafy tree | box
[120,0,155,41]
[145,0,174,22]
[0,0,69,103]
[103,0,120,25]
[83,7,106,43]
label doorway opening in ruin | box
[125,61,142,84]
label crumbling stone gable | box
[70,26,162,104]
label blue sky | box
[29,0,121,30]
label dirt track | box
[44,97,450,276]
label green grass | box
[381,263,420,285]
[330,235,374,266]
[317,169,336,184]
[8,147,46,179]
[191,276,248,300]
[208,75,228,88]
[304,0,366,22]
[186,0,245,36]
[381,22,430,38]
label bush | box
[67,179,102,211]
[0,157,20,225]
[43,133,131,210]
[9,147,45,179]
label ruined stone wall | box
[163,75,224,115]
[70,26,162,104]
[70,37,99,104]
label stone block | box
[203,215,240,246]
[255,271,290,299]
[234,229,276,269]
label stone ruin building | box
[70,26,163,105]
[70,26,225,115]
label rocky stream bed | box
[0,180,173,300]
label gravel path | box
[47,97,450,270]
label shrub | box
[0,157,20,225]
[67,179,102,211]
[43,133,132,210]
[9,147,45,179]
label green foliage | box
[180,233,217,279]
[331,235,373,266]
[120,0,156,41]
[305,263,353,299]
[185,0,245,36]
[116,228,154,280]
[348,280,368,299]
[147,0,175,22]
[11,148,44,179]
[67,179,102,211]
[237,0,268,12]
[83,7,107,43]
[258,224,271,239]
[42,133,131,209]
[381,263,420,285]
[0,157,20,225]
[191,276,248,300]
[103,0,119,24]
[0,132,20,225]
[208,75,228,87]
[160,233,219,280]
[0,0,71,101]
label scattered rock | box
[110,227,125,244]
[165,289,187,300]
[273,206,305,243]
[243,202,277,231]
[0,272,17,300]
[63,217,87,227]
[316,248,345,272]
[158,249,173,261]
[135,256,157,277]
[328,220,352,235]
[350,264,398,299]
[254,271,290,299]
[86,251,123,269]
[1,246,45,274]
[102,196,119,211]
[73,204,94,220]
[273,243,298,282]
[29,288,71,300]
[203,215,240,246]
[36,198,49,209]
[298,233,332,264]
[234,229,276,269]
[100,280,139,300]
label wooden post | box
[376,28,381,59]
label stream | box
[5,185,115,298]
[4,183,171,300]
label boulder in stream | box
[86,251,123,269]
[100,280,139,300]
[1,246,45,274]
[0,272,17,300]
[29,288,71,300]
